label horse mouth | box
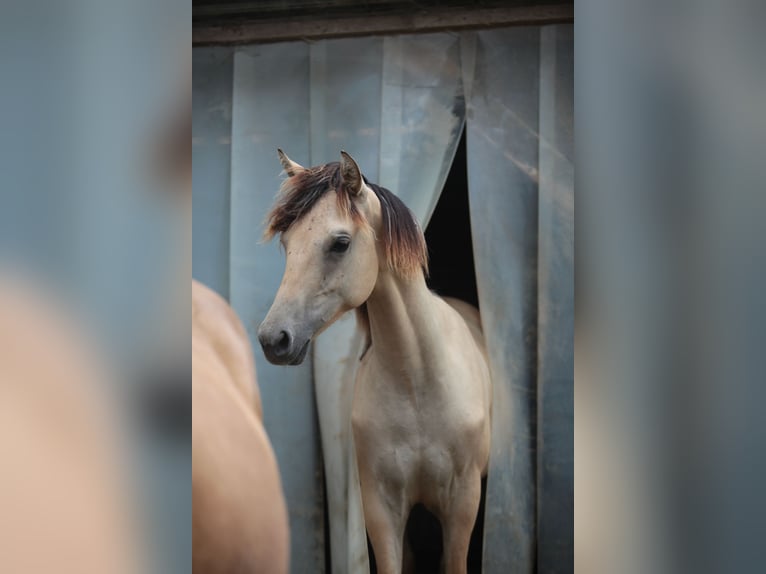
[287,340,310,365]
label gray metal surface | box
[464,25,573,574]
[537,24,574,574]
[465,27,540,574]
[192,47,233,297]
[192,24,573,572]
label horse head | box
[258,149,426,365]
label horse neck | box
[363,267,444,376]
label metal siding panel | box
[193,28,574,573]
[379,33,465,226]
[537,23,574,574]
[192,47,233,297]
[465,27,540,574]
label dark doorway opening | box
[368,127,486,573]
[424,128,479,308]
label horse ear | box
[340,151,363,196]
[277,148,304,177]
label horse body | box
[353,278,491,574]
[193,279,289,574]
[259,151,491,574]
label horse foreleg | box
[359,477,407,574]
[440,472,482,574]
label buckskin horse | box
[259,150,491,574]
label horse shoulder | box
[350,351,379,435]
[352,351,412,435]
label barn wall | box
[464,25,573,574]
[192,47,233,297]
[536,24,574,573]
[464,27,541,574]
[192,24,573,573]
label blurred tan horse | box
[258,150,491,574]
[192,279,289,574]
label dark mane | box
[264,161,428,278]
[363,178,429,277]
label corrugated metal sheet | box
[192,24,572,572]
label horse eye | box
[330,237,350,254]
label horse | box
[258,150,491,574]
[192,281,290,574]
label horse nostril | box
[276,330,291,353]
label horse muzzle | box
[257,325,311,365]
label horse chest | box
[352,365,485,495]
[353,368,452,440]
